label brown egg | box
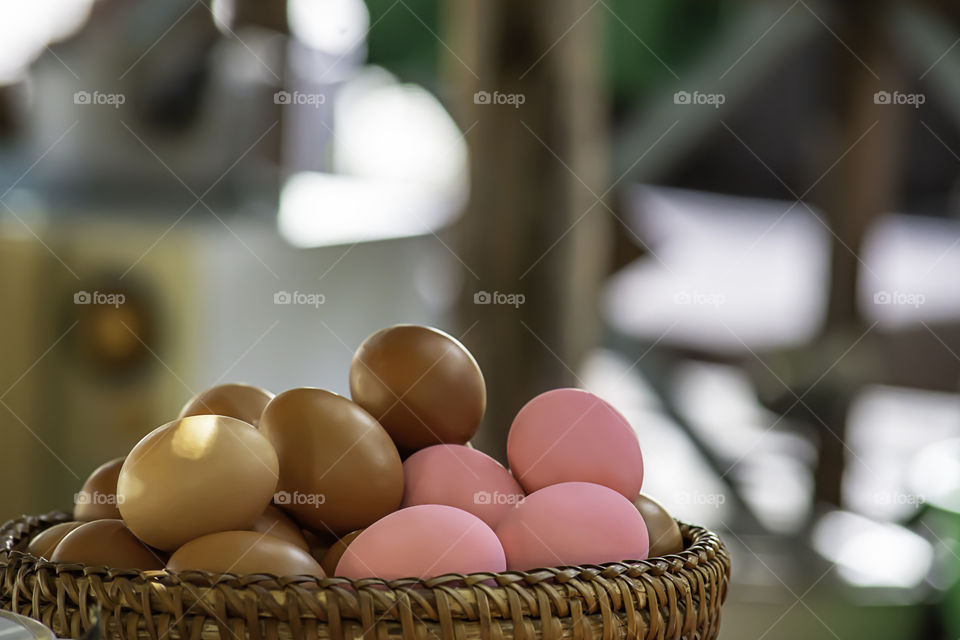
[259,388,403,535]
[349,325,486,452]
[633,494,684,556]
[167,530,325,578]
[27,521,83,559]
[302,528,336,563]
[253,505,309,551]
[117,415,279,551]
[178,383,274,427]
[74,457,125,521]
[51,519,164,570]
[320,530,362,576]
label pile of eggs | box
[28,325,685,580]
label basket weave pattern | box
[0,512,730,640]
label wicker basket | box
[0,512,730,640]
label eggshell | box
[320,529,362,576]
[27,521,83,559]
[507,388,643,497]
[117,415,279,551]
[167,530,325,578]
[259,388,403,535]
[74,457,124,521]
[633,494,683,557]
[253,505,309,551]
[350,325,486,452]
[179,383,274,427]
[302,529,336,563]
[51,519,165,570]
[336,505,506,580]
[496,482,649,570]
[402,445,524,527]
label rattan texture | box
[0,512,730,640]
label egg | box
[27,521,83,559]
[633,494,684,556]
[320,530,362,576]
[507,388,644,497]
[496,482,649,570]
[259,388,403,535]
[350,325,486,452]
[336,505,505,580]
[253,505,309,551]
[74,457,125,521]
[51,519,164,570]
[402,445,524,527]
[167,530,325,578]
[178,383,274,426]
[117,415,279,551]
[302,529,335,563]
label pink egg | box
[496,482,649,570]
[402,445,525,528]
[507,388,643,497]
[336,505,506,580]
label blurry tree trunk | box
[444,0,610,462]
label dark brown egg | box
[253,505,309,551]
[633,494,684,556]
[320,529,362,576]
[74,457,125,521]
[27,521,83,559]
[51,519,164,570]
[259,388,403,535]
[167,530,325,578]
[178,383,274,427]
[349,325,486,452]
[302,528,336,563]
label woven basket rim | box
[0,511,724,590]
[1,511,732,639]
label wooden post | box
[444,0,610,462]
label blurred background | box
[2,0,960,637]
